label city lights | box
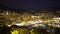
[0,10,60,34]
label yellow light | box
[8,25,11,27]
[11,30,19,34]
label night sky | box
[0,0,60,9]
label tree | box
[19,27,30,34]
[30,28,41,34]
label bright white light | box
[15,20,42,26]
[15,23,24,26]
[33,24,38,27]
[6,11,8,15]
[53,17,60,20]
[39,24,45,26]
[55,25,60,28]
[32,24,45,27]
[48,24,51,26]
[57,25,60,27]
[26,20,42,26]
[8,25,11,27]
[27,20,42,24]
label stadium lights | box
[15,23,25,26]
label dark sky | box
[0,0,60,9]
